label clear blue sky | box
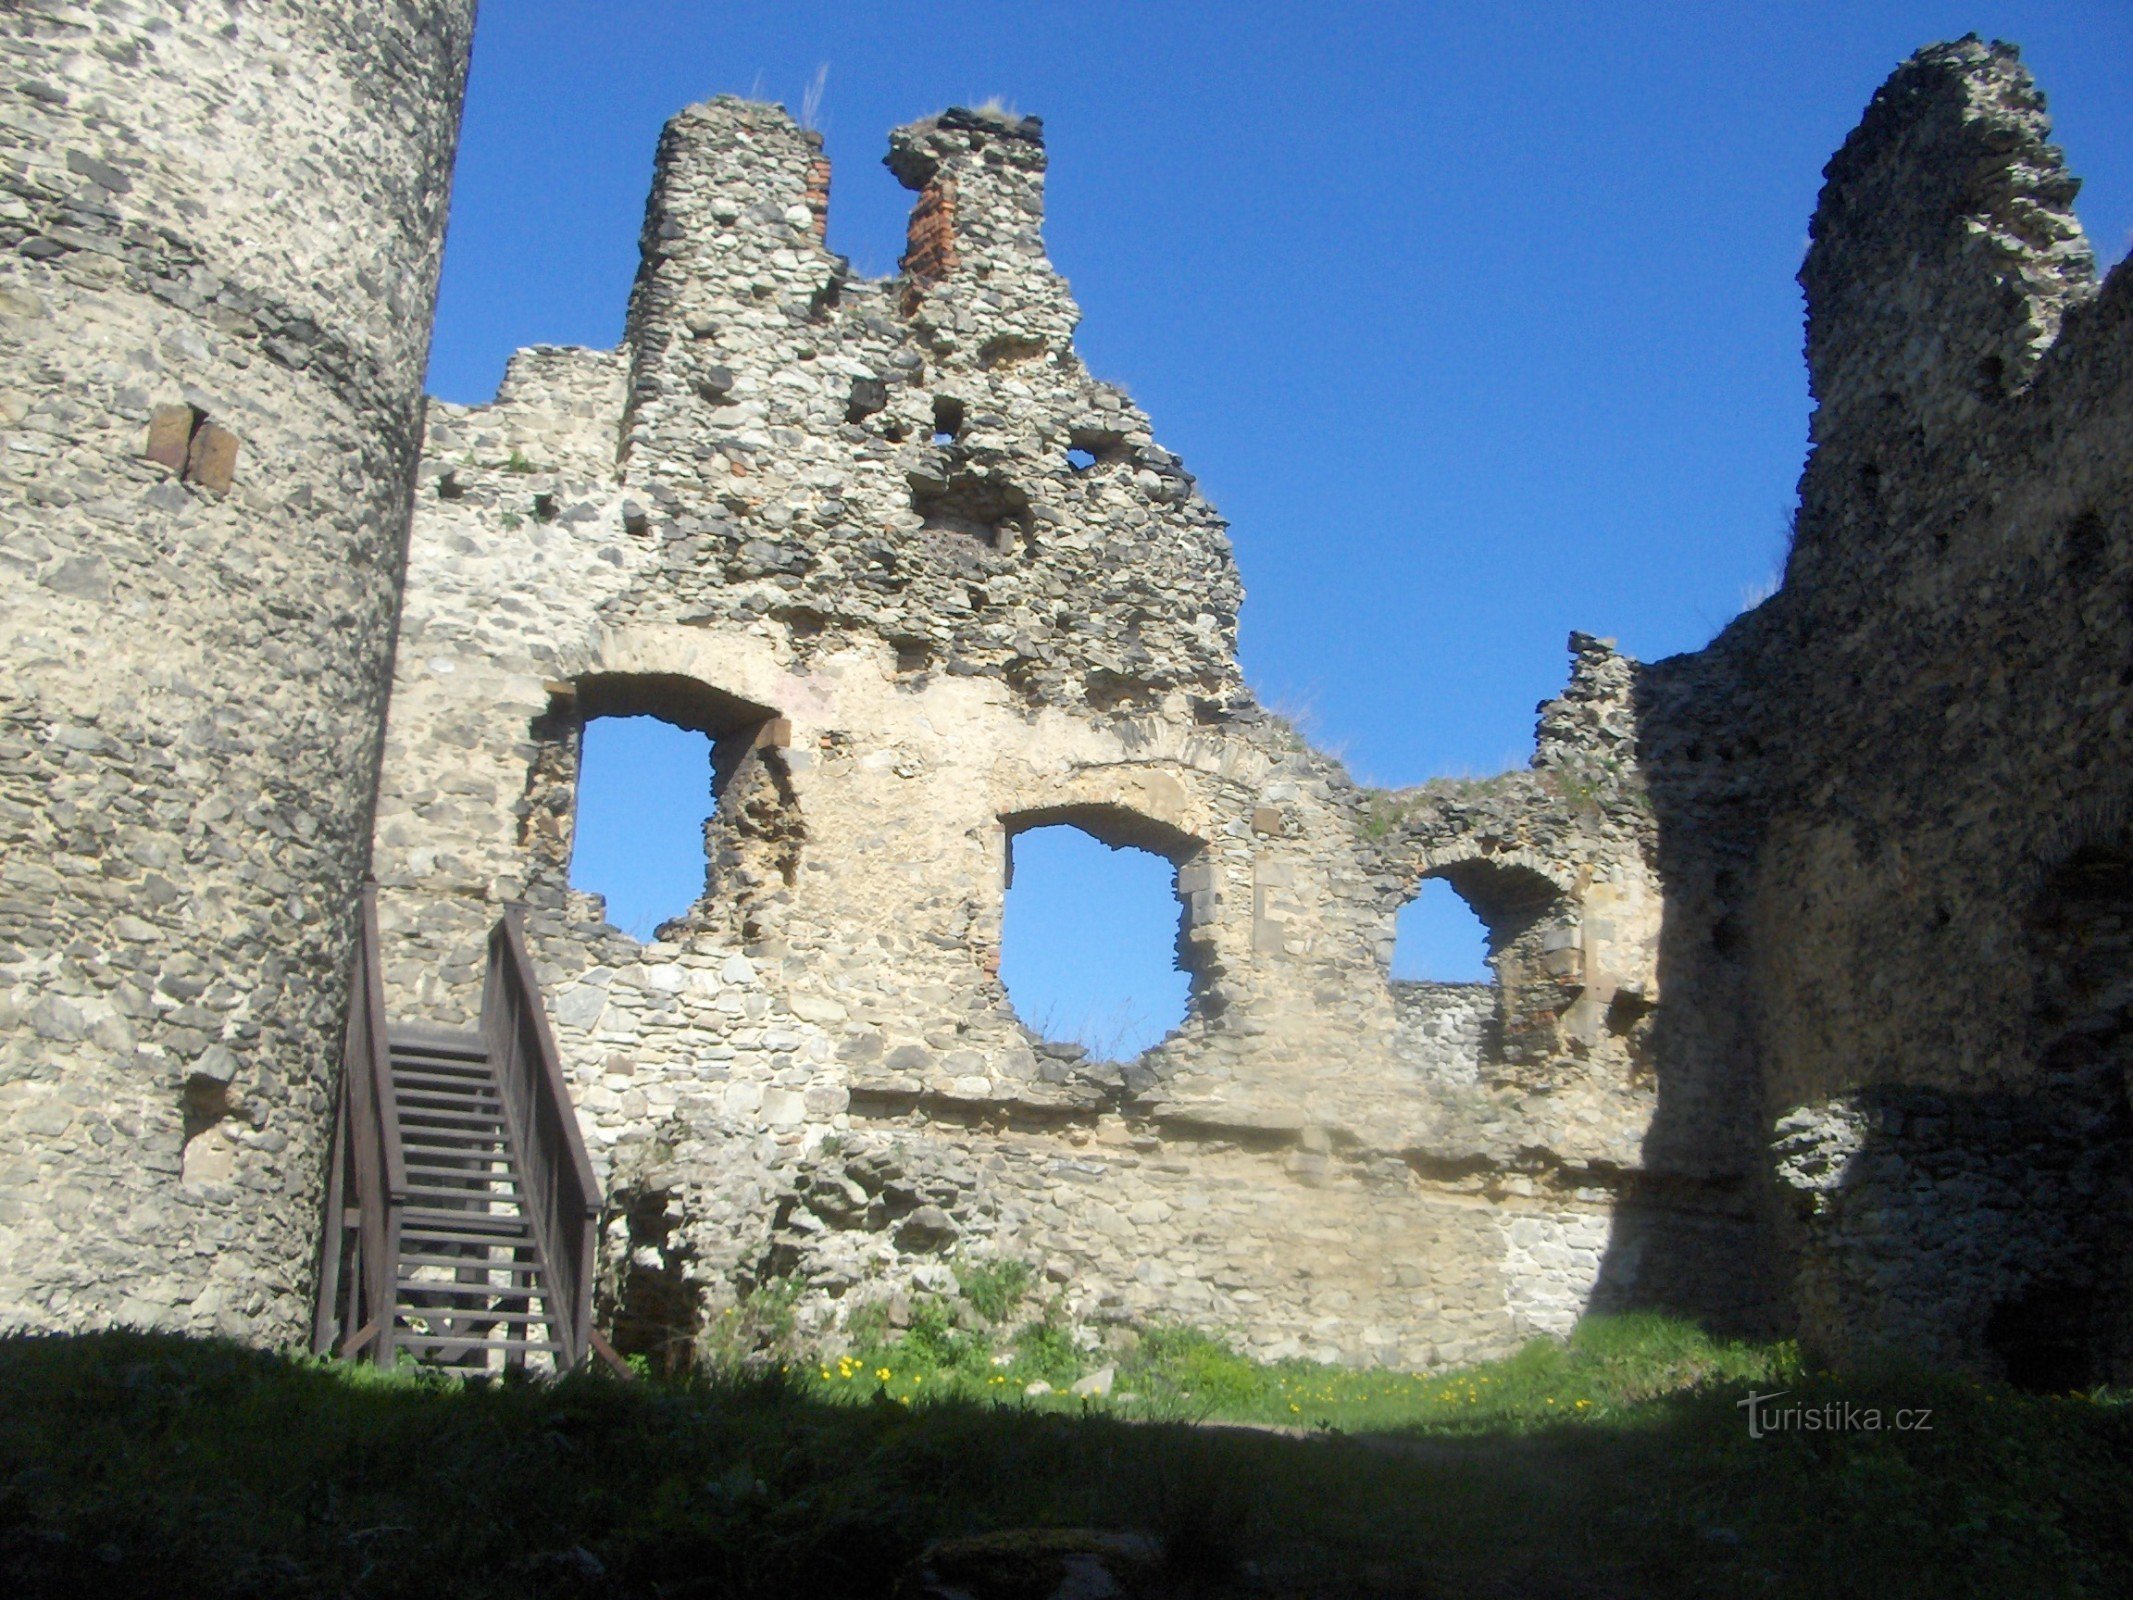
[446,3,2132,1034]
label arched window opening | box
[1392,877,1493,984]
[571,714,715,940]
[1389,876,1495,1089]
[1390,859,1568,1086]
[1000,815,1194,1061]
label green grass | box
[810,1305,1791,1431]
[3,1318,2129,1597]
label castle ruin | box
[3,16,2128,1386]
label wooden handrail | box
[318,893,612,1375]
[314,883,404,1362]
[481,905,601,1371]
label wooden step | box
[398,1111,509,1130]
[397,1287,548,1307]
[391,1069,495,1089]
[397,1098,504,1117]
[395,1277,550,1301]
[391,1073,500,1095]
[400,1215,537,1237]
[396,1307,556,1327]
[393,1081,501,1100]
[403,1164,518,1183]
[387,1025,488,1060]
[395,1334,565,1357]
[402,1207,533,1231]
[390,1045,491,1066]
[399,1253,541,1273]
[401,1152,514,1169]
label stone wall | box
[0,1,475,1341]
[1391,982,1493,1089]
[369,97,1686,1371]
[8,24,2121,1386]
[1642,39,2133,1380]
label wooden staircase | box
[314,891,621,1374]
[382,1025,565,1366]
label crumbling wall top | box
[1800,37,2095,455]
[886,105,1047,189]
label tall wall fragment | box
[0,1,476,1340]
[372,98,1688,1372]
[1669,39,2133,1379]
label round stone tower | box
[0,2,478,1341]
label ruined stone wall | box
[11,21,2093,1381]
[371,98,1693,1371]
[1642,40,2133,1379]
[0,1,475,1340]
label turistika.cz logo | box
[1736,1389,1933,1439]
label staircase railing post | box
[482,903,603,1371]
[315,881,404,1365]
[311,1071,351,1357]
[364,886,406,1365]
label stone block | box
[143,404,194,473]
[184,422,239,494]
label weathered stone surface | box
[3,31,2125,1388]
[0,2,476,1342]
[1649,39,2133,1379]
[367,96,1677,1372]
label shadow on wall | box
[1584,644,1788,1341]
[1583,40,2133,1363]
[1764,838,2133,1387]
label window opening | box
[1001,824,1190,1060]
[570,715,715,940]
[1392,876,1493,983]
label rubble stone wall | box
[1648,40,2133,1378]
[8,25,2124,1385]
[0,1,475,1340]
[369,97,1700,1372]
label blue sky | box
[448,3,2132,1039]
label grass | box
[3,1316,2130,1597]
[810,1307,1793,1430]
[1018,999,1163,1065]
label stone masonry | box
[367,98,1708,1373]
[2,26,2128,1385]
[0,1,475,1342]
[1680,40,2133,1383]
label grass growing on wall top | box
[3,1318,2130,1597]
